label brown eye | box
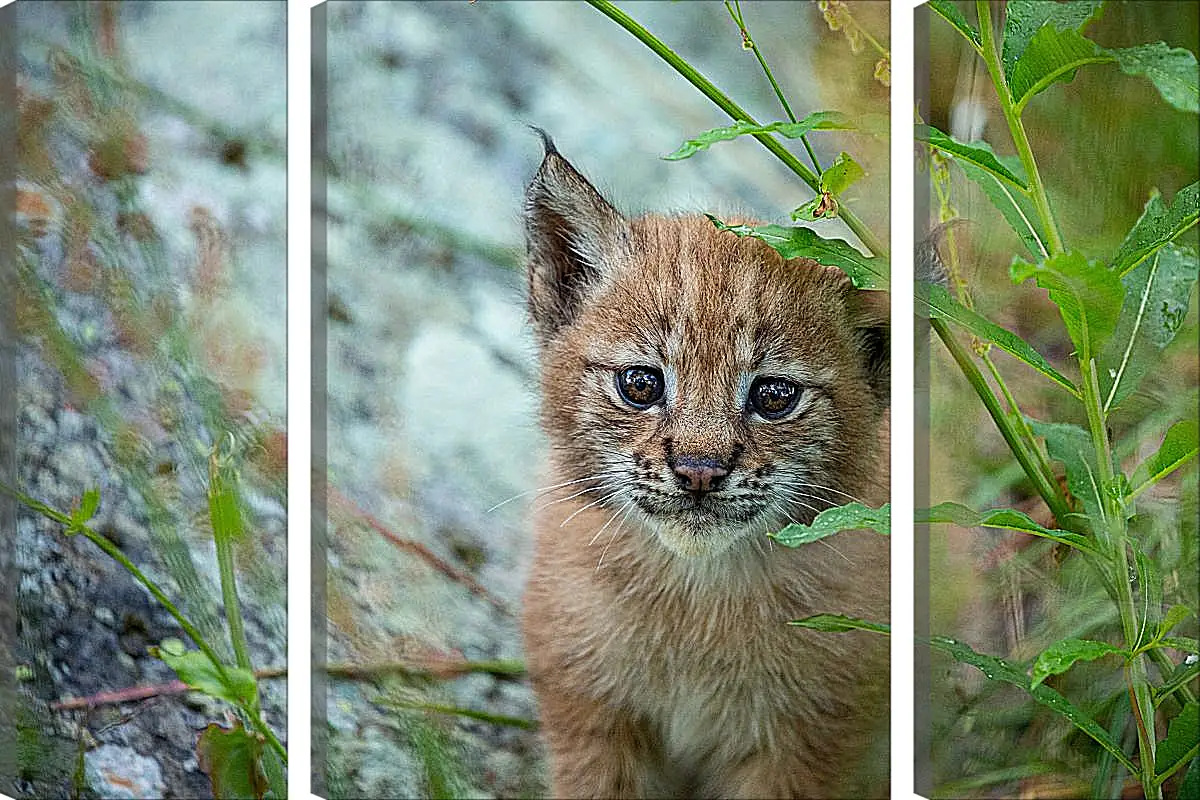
[749,377,801,420]
[616,367,664,409]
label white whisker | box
[792,481,864,505]
[535,483,610,513]
[560,487,626,528]
[597,501,636,571]
[816,537,854,565]
[588,498,630,547]
[486,470,624,513]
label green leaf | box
[928,0,980,48]
[159,637,187,657]
[67,489,102,535]
[1134,541,1165,648]
[664,112,855,160]
[1099,245,1200,412]
[75,488,100,524]
[708,217,888,289]
[1111,183,1200,276]
[1156,702,1200,784]
[789,614,890,635]
[1010,27,1115,113]
[1027,418,1108,532]
[260,747,286,799]
[1179,755,1200,799]
[1113,43,1200,115]
[1157,605,1198,642]
[1002,0,1105,82]
[1129,420,1200,499]
[916,501,1097,553]
[158,648,257,706]
[1160,637,1200,655]
[196,721,269,800]
[208,458,246,546]
[1029,638,1127,688]
[915,124,1027,189]
[1011,251,1124,361]
[819,151,865,196]
[928,635,1138,774]
[915,281,1079,397]
[771,502,889,546]
[1006,21,1198,115]
[790,195,833,222]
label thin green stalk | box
[1080,358,1159,798]
[391,700,539,730]
[932,320,1072,524]
[929,153,973,307]
[82,526,225,674]
[588,0,887,258]
[975,1,1064,256]
[980,352,1061,496]
[723,1,822,173]
[248,708,288,765]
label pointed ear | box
[846,287,890,403]
[524,130,628,343]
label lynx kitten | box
[521,134,890,799]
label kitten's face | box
[525,144,887,558]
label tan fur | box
[521,142,889,799]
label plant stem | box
[723,1,822,173]
[588,0,887,258]
[932,319,1072,524]
[71,526,237,688]
[974,0,1064,256]
[980,352,1061,495]
[391,700,539,730]
[1080,358,1160,798]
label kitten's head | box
[524,136,888,559]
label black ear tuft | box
[524,131,627,345]
[858,323,890,401]
[846,288,890,404]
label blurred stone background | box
[320,1,888,796]
[10,2,286,797]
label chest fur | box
[545,522,878,763]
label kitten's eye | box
[616,366,665,409]
[749,376,801,420]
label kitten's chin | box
[647,514,757,559]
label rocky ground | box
[320,2,887,796]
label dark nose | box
[672,457,729,494]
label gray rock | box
[84,744,166,799]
